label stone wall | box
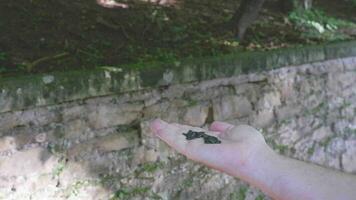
[0,51,356,199]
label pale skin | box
[150,119,356,200]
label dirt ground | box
[0,0,355,75]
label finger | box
[150,119,187,152]
[209,121,234,133]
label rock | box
[253,109,275,128]
[257,91,281,110]
[64,118,87,140]
[0,136,16,154]
[326,137,346,155]
[276,105,301,122]
[310,147,327,166]
[68,131,139,159]
[144,149,159,162]
[342,140,356,173]
[0,147,58,177]
[277,120,299,146]
[0,112,20,132]
[343,57,356,71]
[95,132,138,152]
[35,133,47,143]
[182,104,210,126]
[312,127,333,142]
[59,161,93,188]
[62,105,88,122]
[88,102,143,129]
[213,95,252,121]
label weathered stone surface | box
[0,136,16,153]
[213,95,252,121]
[312,127,333,142]
[182,104,210,126]
[88,102,143,129]
[1,56,356,199]
[0,147,58,177]
[68,131,139,159]
[253,109,275,128]
[276,105,301,122]
[257,91,282,110]
[342,140,356,173]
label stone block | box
[342,140,356,173]
[252,109,275,128]
[0,136,16,154]
[64,118,87,140]
[68,131,139,159]
[88,102,143,129]
[256,91,281,110]
[312,127,333,142]
[213,95,252,121]
[276,105,301,122]
[95,131,138,152]
[0,147,58,177]
[182,104,210,126]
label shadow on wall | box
[0,96,237,200]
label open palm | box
[150,119,269,177]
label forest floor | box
[0,0,356,75]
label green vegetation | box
[64,180,92,198]
[344,127,356,137]
[52,160,66,178]
[289,8,356,41]
[111,187,162,200]
[307,142,316,155]
[319,136,333,147]
[134,162,164,178]
[229,186,248,200]
[266,138,290,154]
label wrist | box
[239,144,282,195]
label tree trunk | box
[230,0,266,41]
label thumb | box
[209,121,234,133]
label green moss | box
[319,136,333,147]
[135,162,164,176]
[307,142,316,155]
[229,186,248,200]
[266,138,289,154]
[111,186,162,200]
[2,41,356,113]
[303,101,327,117]
[64,180,93,198]
[181,177,194,188]
[52,160,66,177]
[186,99,199,107]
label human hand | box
[150,119,274,178]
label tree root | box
[26,52,69,72]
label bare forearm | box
[240,148,356,200]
